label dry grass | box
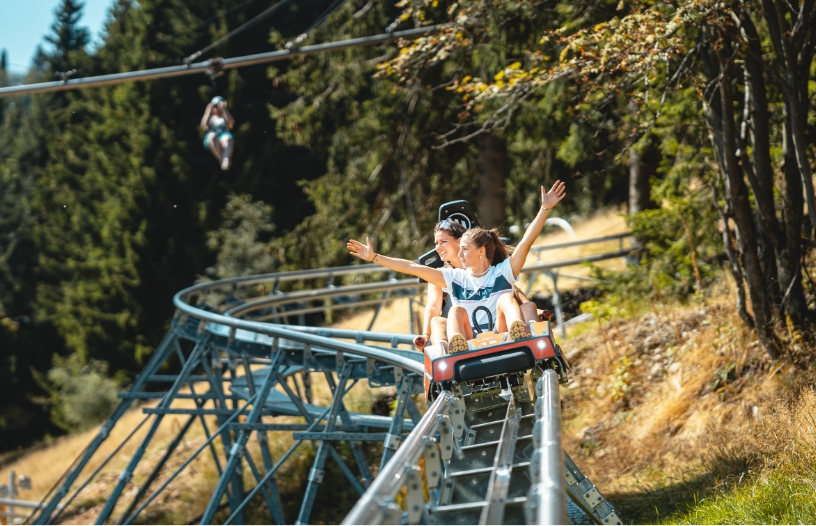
[554,279,816,523]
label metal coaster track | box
[29,235,631,525]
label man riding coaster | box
[348,180,567,353]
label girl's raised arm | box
[509,180,567,277]
[200,104,212,130]
[348,237,447,288]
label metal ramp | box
[343,371,622,525]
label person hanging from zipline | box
[201,96,235,171]
[349,180,567,353]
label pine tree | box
[44,0,90,74]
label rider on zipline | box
[201,96,235,171]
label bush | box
[38,354,122,431]
[582,191,721,320]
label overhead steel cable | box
[183,0,299,64]
[0,25,442,99]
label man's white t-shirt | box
[440,258,518,332]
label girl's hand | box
[413,333,429,350]
[347,237,375,261]
[541,180,567,209]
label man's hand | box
[541,180,567,209]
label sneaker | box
[448,334,468,353]
[221,157,231,171]
[509,320,532,341]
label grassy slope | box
[5,207,813,524]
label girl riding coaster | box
[201,96,235,171]
[348,180,567,353]
[414,220,541,351]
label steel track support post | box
[115,415,197,524]
[380,376,413,470]
[209,354,241,511]
[188,379,226,478]
[224,438,306,525]
[94,335,207,525]
[255,429,286,525]
[240,448,281,521]
[405,388,423,425]
[295,364,352,525]
[32,331,180,525]
[200,349,286,525]
[48,415,150,524]
[238,356,283,523]
[324,369,373,486]
[120,399,255,526]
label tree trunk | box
[741,8,809,324]
[476,132,508,229]
[759,0,816,232]
[706,38,777,357]
[627,101,655,214]
[781,109,807,323]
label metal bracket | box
[308,468,324,484]
[336,350,345,370]
[367,357,376,375]
[523,486,539,524]
[529,450,541,483]
[583,486,603,508]
[384,433,402,450]
[449,397,466,438]
[229,444,244,458]
[405,466,423,525]
[394,366,404,384]
[437,415,454,461]
[602,510,623,524]
[564,468,577,485]
[379,500,402,525]
[424,439,442,490]
[303,344,312,362]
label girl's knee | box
[497,294,516,308]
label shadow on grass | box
[604,451,752,524]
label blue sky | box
[0,0,112,73]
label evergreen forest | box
[0,0,814,458]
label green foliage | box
[582,185,721,311]
[204,194,275,279]
[37,353,122,432]
[0,0,336,447]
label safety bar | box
[342,391,455,525]
[527,370,567,524]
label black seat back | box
[455,347,535,382]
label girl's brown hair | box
[434,219,467,239]
[462,228,514,265]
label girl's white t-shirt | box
[440,258,517,332]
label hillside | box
[2,209,813,524]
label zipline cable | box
[183,0,299,64]
[0,26,441,99]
